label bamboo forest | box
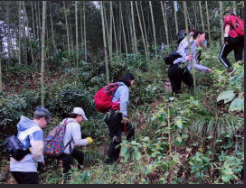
[0,1,244,184]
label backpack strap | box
[63,119,73,153]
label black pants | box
[57,149,84,174]
[11,172,39,184]
[219,36,244,68]
[104,110,135,162]
[168,64,193,95]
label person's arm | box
[119,86,129,118]
[30,130,44,162]
[71,123,88,146]
[189,42,209,72]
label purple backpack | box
[44,119,72,157]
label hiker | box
[104,73,135,165]
[219,8,244,75]
[56,107,93,179]
[168,30,211,96]
[10,107,51,184]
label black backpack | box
[5,135,30,161]
[164,52,182,65]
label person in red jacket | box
[219,8,244,75]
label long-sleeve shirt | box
[173,39,208,72]
[61,118,88,154]
[112,82,129,118]
[10,116,44,172]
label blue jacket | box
[112,82,129,118]
[10,116,44,172]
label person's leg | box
[168,64,182,96]
[11,172,22,184]
[57,153,73,174]
[104,110,122,163]
[234,38,244,62]
[11,172,39,184]
[219,40,234,68]
[72,149,84,169]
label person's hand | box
[224,34,229,45]
[121,117,130,124]
[186,55,193,61]
[206,68,211,73]
[86,137,93,144]
[42,160,45,166]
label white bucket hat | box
[72,107,88,121]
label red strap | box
[124,123,126,133]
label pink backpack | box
[44,119,72,157]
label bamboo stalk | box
[173,1,179,36]
[0,44,2,92]
[205,1,212,46]
[183,1,196,93]
[120,2,128,55]
[220,1,224,45]
[112,15,118,55]
[75,1,79,70]
[49,2,57,54]
[233,1,236,14]
[41,1,47,107]
[18,1,21,65]
[135,1,149,62]
[199,1,205,31]
[23,2,35,65]
[100,1,109,84]
[80,2,84,48]
[109,1,113,63]
[161,1,169,47]
[140,2,149,50]
[31,1,36,40]
[84,1,87,63]
[149,1,157,56]
[22,2,27,68]
[167,103,171,154]
[63,1,71,56]
[7,1,10,65]
[130,1,138,54]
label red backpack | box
[234,16,244,37]
[94,83,122,113]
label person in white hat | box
[57,107,93,181]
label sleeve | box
[224,16,232,28]
[120,86,129,118]
[188,42,208,72]
[29,130,44,162]
[71,123,88,146]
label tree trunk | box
[161,1,169,47]
[22,2,27,68]
[100,1,109,84]
[220,1,224,45]
[83,1,87,63]
[140,1,149,50]
[75,1,79,69]
[233,1,236,14]
[183,1,196,93]
[113,15,118,55]
[130,1,138,54]
[18,1,22,65]
[49,2,57,54]
[199,1,205,31]
[149,1,157,56]
[41,1,47,107]
[63,1,71,57]
[31,1,36,40]
[34,2,40,53]
[80,2,84,48]
[205,1,212,46]
[135,1,149,62]
[0,44,2,92]
[23,1,35,65]
[120,2,128,55]
[109,1,113,63]
[174,1,179,36]
[38,2,42,50]
[7,1,11,65]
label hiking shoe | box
[227,67,236,76]
[105,158,114,165]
